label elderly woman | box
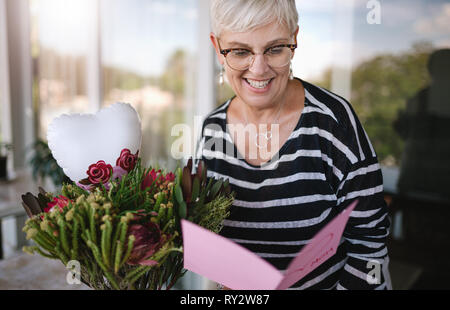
[195,0,391,290]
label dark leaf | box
[178,201,187,219]
[21,192,44,217]
[191,176,200,203]
[79,178,91,185]
[201,161,207,185]
[38,187,47,196]
[210,179,223,199]
[174,183,184,204]
[37,193,49,209]
[223,179,231,195]
[22,202,33,218]
[182,166,192,203]
[187,157,192,174]
[195,161,203,180]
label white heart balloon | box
[47,102,142,182]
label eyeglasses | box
[218,39,297,71]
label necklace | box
[243,100,285,149]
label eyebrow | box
[225,38,290,49]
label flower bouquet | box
[20,103,234,290]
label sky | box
[31,0,450,80]
[294,0,450,80]
[351,0,450,63]
[100,0,198,76]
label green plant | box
[21,158,234,290]
[29,139,70,187]
[0,142,12,157]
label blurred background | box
[0,0,449,289]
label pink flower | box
[165,172,175,182]
[111,166,127,181]
[141,169,175,191]
[141,168,163,190]
[126,222,163,265]
[76,181,93,192]
[116,148,138,172]
[44,195,72,213]
[87,160,112,185]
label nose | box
[248,54,270,75]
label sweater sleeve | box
[333,114,392,290]
[335,158,392,289]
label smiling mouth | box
[244,78,274,89]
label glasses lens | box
[226,49,253,70]
[226,47,293,70]
[265,46,292,68]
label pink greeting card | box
[181,200,357,290]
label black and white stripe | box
[195,78,391,290]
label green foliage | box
[159,49,188,98]
[103,65,159,93]
[313,41,434,165]
[28,139,70,187]
[22,158,234,290]
[193,194,234,234]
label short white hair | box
[210,0,299,37]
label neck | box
[243,103,282,126]
[241,81,292,125]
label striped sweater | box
[194,78,391,290]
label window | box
[288,2,450,289]
[101,0,199,170]
[351,0,450,168]
[30,0,92,139]
[351,0,449,200]
[290,1,450,198]
[0,0,8,145]
[293,0,337,84]
[30,0,200,171]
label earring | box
[219,65,224,85]
[289,62,294,80]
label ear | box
[210,32,224,66]
[292,26,300,58]
[293,25,300,45]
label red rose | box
[116,148,138,172]
[87,160,113,184]
[44,195,72,213]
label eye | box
[266,46,284,55]
[230,49,251,57]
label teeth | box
[246,78,271,89]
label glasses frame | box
[217,39,297,71]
